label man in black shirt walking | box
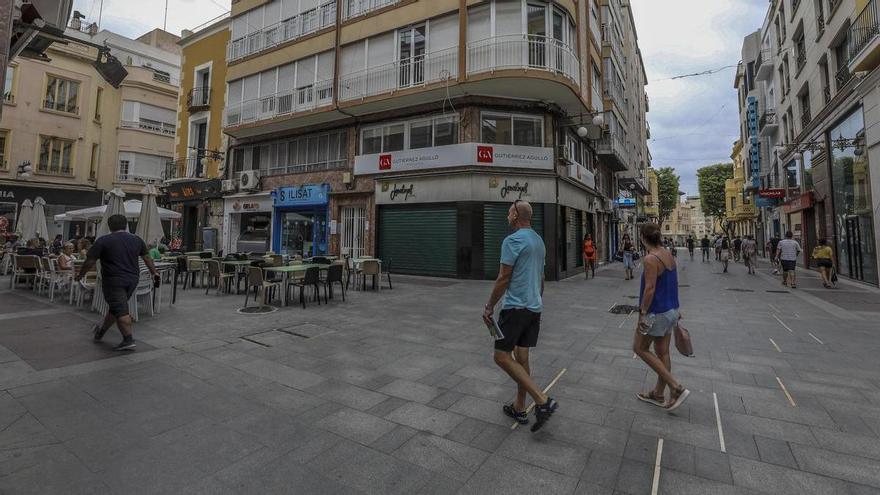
[76,215,159,351]
[700,235,711,262]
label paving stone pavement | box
[1,253,880,494]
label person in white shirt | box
[775,231,802,288]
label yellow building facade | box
[726,139,757,237]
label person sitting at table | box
[148,243,162,261]
[16,238,44,256]
[77,238,92,259]
[57,242,76,271]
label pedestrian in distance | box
[714,236,722,261]
[634,223,690,411]
[483,200,558,432]
[733,235,742,262]
[742,235,758,274]
[76,214,160,351]
[583,234,597,279]
[719,236,732,273]
[621,234,636,280]
[686,235,695,260]
[775,231,802,288]
[700,235,711,262]
[811,238,836,288]
[769,235,781,275]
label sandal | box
[665,386,690,411]
[637,391,665,407]
[503,403,528,425]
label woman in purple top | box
[633,223,690,411]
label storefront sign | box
[0,190,14,199]
[273,184,329,207]
[500,180,529,199]
[759,188,785,199]
[616,189,636,208]
[783,191,813,214]
[354,143,554,175]
[567,164,596,190]
[165,179,222,202]
[377,174,555,205]
[388,183,415,201]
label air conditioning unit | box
[221,179,236,193]
[239,170,260,191]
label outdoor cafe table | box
[264,264,331,306]
[222,260,253,294]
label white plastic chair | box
[129,269,154,322]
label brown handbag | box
[674,322,694,357]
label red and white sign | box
[758,188,785,199]
[783,191,814,213]
[354,143,554,175]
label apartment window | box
[815,0,825,34]
[564,132,593,171]
[37,136,75,175]
[94,87,103,121]
[89,144,99,180]
[3,66,14,103]
[794,26,806,74]
[121,101,176,135]
[799,89,811,128]
[0,130,7,169]
[782,56,791,95]
[834,37,851,90]
[360,115,458,154]
[820,59,831,103]
[787,108,795,141]
[235,129,348,176]
[117,152,166,183]
[44,75,80,114]
[481,113,544,147]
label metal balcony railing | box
[227,1,336,62]
[594,132,626,159]
[224,79,334,127]
[823,85,831,103]
[801,107,812,129]
[835,64,852,88]
[850,0,879,63]
[467,35,580,86]
[759,110,777,130]
[120,119,176,136]
[116,173,162,184]
[603,74,625,105]
[796,49,807,73]
[187,87,210,109]
[340,48,458,101]
[342,0,400,21]
[164,158,206,181]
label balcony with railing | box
[187,87,210,110]
[755,49,774,81]
[800,106,812,129]
[795,49,807,74]
[115,173,162,185]
[120,119,176,136]
[603,74,625,107]
[849,0,880,72]
[342,0,400,21]
[226,1,336,62]
[835,64,853,88]
[759,110,778,137]
[467,35,580,87]
[164,157,208,181]
[594,131,627,172]
[224,79,334,128]
[340,48,458,101]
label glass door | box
[552,9,565,73]
[527,4,546,68]
[399,25,426,88]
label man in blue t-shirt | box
[483,200,558,432]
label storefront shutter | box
[484,203,544,279]
[566,207,579,270]
[379,207,457,277]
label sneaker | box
[530,398,558,432]
[93,324,108,342]
[503,404,529,425]
[112,340,136,351]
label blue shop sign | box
[273,184,329,207]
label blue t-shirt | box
[500,228,545,312]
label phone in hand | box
[485,315,505,341]
[153,274,161,288]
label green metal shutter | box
[483,203,544,279]
[379,207,457,277]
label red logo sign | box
[758,188,785,199]
[477,146,494,164]
[379,154,392,170]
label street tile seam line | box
[808,332,824,345]
[712,392,726,453]
[775,376,797,407]
[510,367,567,430]
[772,315,794,334]
[651,438,663,495]
[769,338,782,353]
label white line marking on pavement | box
[651,438,664,495]
[776,376,797,407]
[769,338,782,353]
[713,393,726,453]
[618,311,634,329]
[768,303,780,313]
[808,332,824,344]
[773,315,794,333]
[510,368,567,430]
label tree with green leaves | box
[697,163,734,236]
[655,167,680,224]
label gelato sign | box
[354,143,553,175]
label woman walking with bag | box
[633,223,690,411]
[812,239,835,288]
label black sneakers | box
[530,398,558,432]
[93,324,108,342]
[112,340,136,351]
[503,404,529,425]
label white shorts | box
[640,309,680,338]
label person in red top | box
[583,234,597,279]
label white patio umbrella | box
[96,188,127,237]
[54,201,181,222]
[135,184,165,246]
[16,199,34,240]
[31,197,49,241]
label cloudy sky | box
[73,0,768,195]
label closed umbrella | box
[31,197,49,241]
[96,188,126,237]
[135,184,165,246]
[16,199,34,240]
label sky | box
[74,0,768,196]
[629,0,767,196]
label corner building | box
[222,0,650,279]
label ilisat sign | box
[273,184,329,207]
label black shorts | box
[781,260,797,272]
[817,259,833,268]
[103,283,136,318]
[494,308,541,352]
